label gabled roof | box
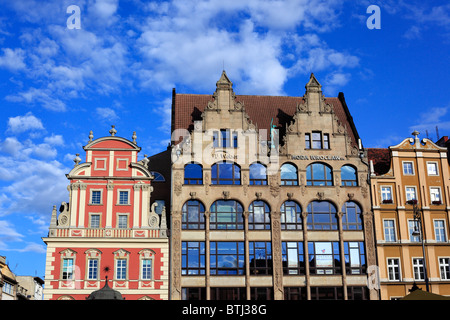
[171,90,359,147]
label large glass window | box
[280,201,302,230]
[184,163,203,185]
[141,259,152,280]
[248,201,270,230]
[308,242,341,275]
[434,220,447,242]
[249,163,267,185]
[210,200,244,230]
[384,219,396,242]
[211,162,241,185]
[249,242,272,275]
[341,201,362,230]
[387,258,401,281]
[182,200,205,230]
[344,242,366,275]
[306,163,333,186]
[307,201,338,230]
[182,241,206,275]
[413,258,424,281]
[282,242,305,275]
[280,163,298,186]
[341,165,357,186]
[210,242,245,275]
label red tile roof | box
[367,148,391,175]
[171,92,359,147]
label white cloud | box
[96,107,119,122]
[7,112,44,134]
[0,220,23,241]
[0,48,26,71]
[44,134,64,146]
[409,105,450,137]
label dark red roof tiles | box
[172,93,359,147]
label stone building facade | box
[169,71,378,300]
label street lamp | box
[409,200,430,292]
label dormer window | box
[305,131,329,149]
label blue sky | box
[0,0,449,279]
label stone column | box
[271,211,283,300]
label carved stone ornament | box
[317,192,325,200]
[148,202,161,229]
[222,191,230,199]
[348,193,355,201]
[255,192,262,200]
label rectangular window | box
[427,162,438,175]
[439,258,450,280]
[282,242,305,275]
[323,134,330,149]
[405,187,417,201]
[409,220,421,242]
[384,220,396,242]
[91,190,102,204]
[141,259,152,280]
[116,259,127,280]
[182,241,206,275]
[387,258,401,281]
[2,282,13,295]
[118,215,128,229]
[118,191,129,205]
[90,214,100,228]
[249,242,272,275]
[87,259,98,280]
[213,131,219,148]
[210,242,245,275]
[403,162,414,175]
[434,220,447,242]
[344,242,366,275]
[430,187,442,204]
[308,242,341,275]
[312,132,322,149]
[62,258,74,280]
[213,130,238,148]
[413,258,424,281]
[381,186,393,203]
[305,133,311,149]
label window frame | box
[87,258,99,280]
[209,200,244,230]
[402,161,414,175]
[383,219,397,242]
[405,186,417,202]
[117,189,130,205]
[248,200,271,230]
[282,241,305,275]
[211,161,241,185]
[184,163,203,185]
[426,161,439,176]
[249,241,273,275]
[308,241,341,275]
[182,200,206,230]
[341,201,362,231]
[387,258,401,281]
[341,165,358,187]
[210,241,245,275]
[306,201,338,231]
[280,200,302,230]
[412,257,425,281]
[182,241,206,275]
[115,258,128,280]
[430,187,442,204]
[439,257,450,280]
[381,186,393,203]
[306,163,333,186]
[249,162,268,185]
[434,219,447,242]
[280,163,298,186]
[89,213,101,229]
[90,189,103,205]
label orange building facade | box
[42,128,169,300]
[368,131,450,299]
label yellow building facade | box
[369,131,450,299]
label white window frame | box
[402,161,414,175]
[90,189,103,205]
[412,258,425,281]
[426,161,439,176]
[89,213,101,228]
[117,189,130,205]
[381,186,393,203]
[439,257,450,280]
[405,186,417,202]
[115,258,128,280]
[117,213,129,229]
[387,258,401,281]
[87,258,99,280]
[434,219,447,242]
[430,187,442,204]
[383,219,396,242]
[408,219,421,242]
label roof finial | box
[132,131,137,143]
[88,130,93,142]
[109,125,117,136]
[73,153,81,166]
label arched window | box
[280,201,302,230]
[210,200,244,230]
[307,201,338,230]
[341,201,362,230]
[341,165,357,186]
[306,163,333,186]
[248,200,270,230]
[280,163,298,186]
[182,200,205,230]
[249,163,267,185]
[211,162,241,185]
[184,163,203,185]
